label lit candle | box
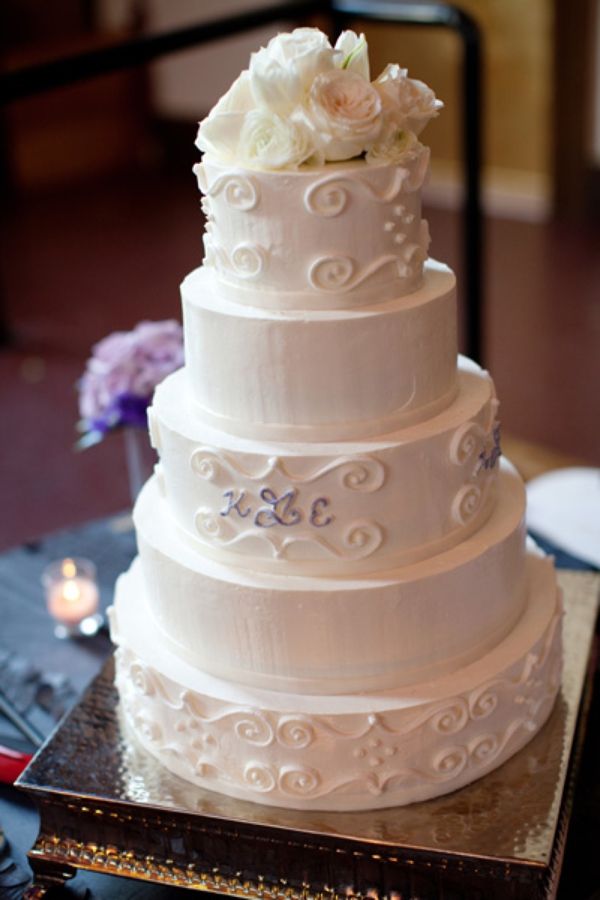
[43,558,101,637]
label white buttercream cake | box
[110,28,562,811]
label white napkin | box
[526,467,600,568]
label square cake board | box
[16,571,599,900]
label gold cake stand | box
[16,571,599,900]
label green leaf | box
[342,38,366,70]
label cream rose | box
[249,46,303,114]
[239,109,317,170]
[374,64,443,135]
[366,127,420,165]
[307,69,382,161]
[210,69,253,116]
[266,28,338,84]
[249,28,338,116]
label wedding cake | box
[110,29,562,811]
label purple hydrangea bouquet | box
[78,319,184,447]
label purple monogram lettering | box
[309,497,333,527]
[219,486,335,528]
[220,489,252,518]
[255,488,302,528]
[478,423,501,472]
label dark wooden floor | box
[0,168,599,551]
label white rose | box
[374,64,443,136]
[195,70,254,159]
[239,109,317,170]
[252,28,338,106]
[210,69,253,115]
[365,127,420,165]
[249,46,303,114]
[335,30,369,81]
[307,69,382,161]
[196,113,243,161]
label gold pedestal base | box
[17,571,599,899]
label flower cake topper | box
[196,28,443,171]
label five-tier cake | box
[110,28,562,811]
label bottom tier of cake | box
[110,548,562,812]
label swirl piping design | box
[279,766,320,796]
[309,254,400,294]
[276,716,315,749]
[234,713,274,747]
[431,745,468,779]
[195,507,228,539]
[451,484,482,525]
[118,593,562,805]
[449,422,486,465]
[309,256,354,290]
[206,173,258,211]
[189,449,386,492]
[243,762,276,793]
[129,662,156,697]
[230,243,265,279]
[342,521,384,556]
[469,687,499,719]
[339,460,386,492]
[304,168,407,216]
[469,733,499,763]
[188,520,384,562]
[430,701,469,735]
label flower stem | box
[124,427,148,505]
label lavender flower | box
[77,320,184,447]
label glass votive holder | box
[42,557,103,639]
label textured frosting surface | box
[149,357,500,575]
[131,462,528,695]
[111,548,562,811]
[112,37,561,809]
[195,151,431,309]
[183,259,457,440]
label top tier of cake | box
[194,27,442,314]
[194,151,430,310]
